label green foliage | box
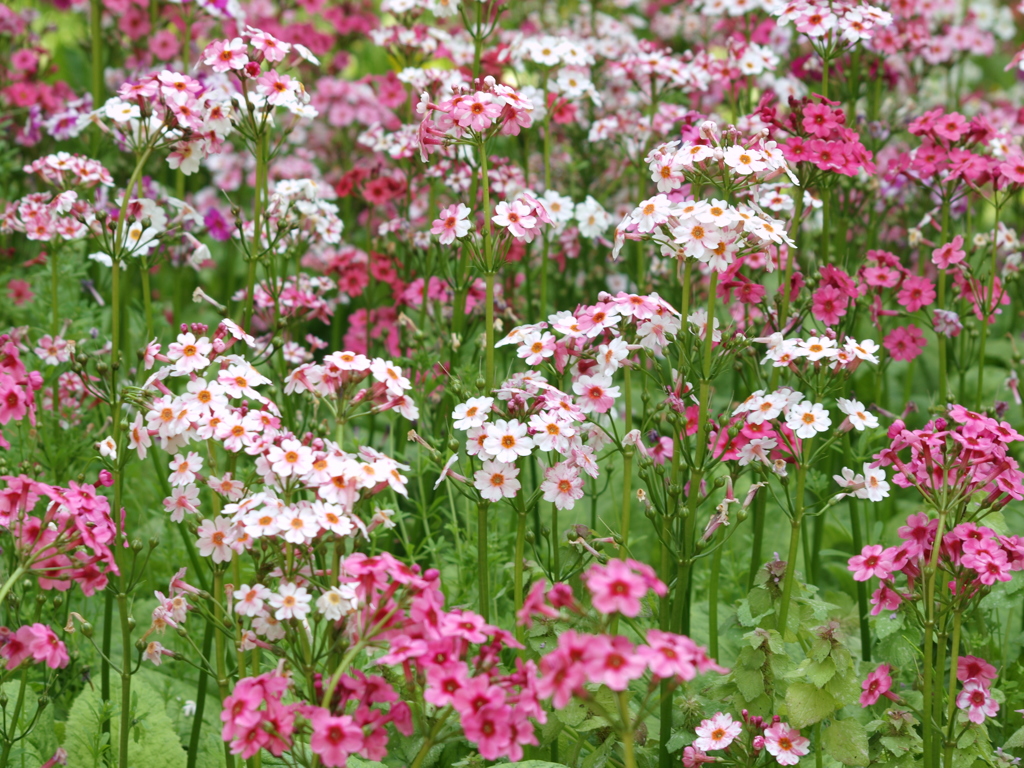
[63,676,187,768]
[822,719,870,767]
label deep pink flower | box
[848,545,895,581]
[897,275,936,312]
[883,325,927,362]
[307,707,363,767]
[860,664,899,706]
[957,655,998,684]
[932,235,965,269]
[811,285,848,325]
[581,559,666,617]
[583,634,647,690]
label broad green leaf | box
[503,763,573,768]
[805,657,837,688]
[822,719,869,766]
[785,681,836,727]
[1003,725,1024,749]
[555,699,589,728]
[733,668,765,702]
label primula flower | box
[785,401,832,439]
[957,681,999,724]
[932,235,966,269]
[883,325,927,362]
[694,712,742,751]
[848,545,895,581]
[860,664,899,706]
[473,461,521,502]
[431,203,471,245]
[582,559,667,617]
[763,722,810,766]
[269,582,312,621]
[492,200,538,238]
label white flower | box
[687,308,722,342]
[473,460,521,502]
[738,437,777,466]
[837,398,879,431]
[97,435,118,460]
[797,336,838,362]
[860,465,889,502]
[746,392,787,424]
[269,582,312,621]
[234,583,271,617]
[785,401,832,439]
[482,419,534,462]
[317,585,358,620]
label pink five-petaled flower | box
[203,38,248,72]
[1,624,69,670]
[430,203,472,245]
[584,634,647,690]
[492,200,537,238]
[763,722,810,766]
[958,655,998,685]
[848,544,895,581]
[581,558,667,617]
[932,235,965,269]
[693,712,742,751]
[883,325,926,362]
[897,275,936,312]
[307,706,364,767]
[860,664,899,706]
[166,332,211,373]
[473,460,521,502]
[957,681,999,724]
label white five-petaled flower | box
[473,460,521,502]
[785,401,832,439]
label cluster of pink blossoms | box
[0,623,69,671]
[0,337,42,449]
[0,475,118,596]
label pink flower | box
[956,681,999,724]
[958,655,998,684]
[461,704,513,759]
[933,112,968,142]
[453,92,503,132]
[430,203,471,245]
[6,279,33,306]
[196,517,236,563]
[897,275,936,312]
[932,235,965,269]
[802,103,840,138]
[0,375,29,425]
[492,200,537,238]
[848,544,895,581]
[870,584,902,615]
[540,463,584,511]
[203,38,249,72]
[582,559,666,617]
[860,664,899,706]
[763,722,810,766]
[2,624,68,670]
[694,712,742,751]
[883,325,926,362]
[572,374,620,414]
[811,285,848,325]
[584,634,646,690]
[307,707,363,767]
[683,746,716,767]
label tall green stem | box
[936,199,950,405]
[90,0,104,107]
[921,511,948,768]
[943,610,964,768]
[513,508,527,645]
[620,367,634,554]
[477,502,490,622]
[484,271,496,389]
[976,198,1002,409]
[242,134,267,332]
[213,571,236,768]
[708,546,721,660]
[186,620,215,768]
[777,436,814,636]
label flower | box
[884,325,927,362]
[785,401,832,439]
[763,722,809,766]
[483,419,534,462]
[932,235,965,268]
[582,559,666,617]
[431,203,472,245]
[957,681,999,724]
[269,582,312,621]
[196,517,236,563]
[307,707,364,767]
[493,200,537,238]
[540,463,584,510]
[837,398,879,431]
[860,664,899,706]
[848,545,894,581]
[473,461,521,502]
[694,712,742,751]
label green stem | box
[943,610,964,768]
[747,492,766,590]
[620,367,634,554]
[186,620,215,768]
[242,134,267,332]
[921,511,948,768]
[937,199,950,405]
[514,508,526,645]
[0,666,29,765]
[0,565,26,608]
[213,571,236,768]
[50,247,59,336]
[117,591,134,768]
[777,436,814,637]
[140,256,154,343]
[477,502,489,622]
[708,545,721,661]
[484,271,496,389]
[976,199,1002,409]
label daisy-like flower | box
[473,460,521,502]
[97,435,118,460]
[518,331,557,365]
[168,452,204,487]
[452,397,493,431]
[203,38,249,72]
[482,419,534,462]
[163,485,200,522]
[722,145,767,175]
[785,401,832,439]
[277,504,319,544]
[430,203,472,245]
[529,411,576,453]
[693,712,742,751]
[860,465,889,502]
[738,437,777,466]
[837,398,879,430]
[166,332,212,374]
[269,582,312,621]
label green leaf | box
[580,735,615,768]
[502,763,573,768]
[733,668,765,702]
[805,657,837,688]
[65,676,187,768]
[822,719,869,766]
[1003,725,1024,749]
[555,699,589,728]
[785,682,836,727]
[808,638,832,663]
[748,587,773,618]
[347,759,389,768]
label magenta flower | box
[883,325,926,362]
[931,235,965,269]
[582,559,666,617]
[307,707,364,767]
[848,544,895,582]
[860,664,899,706]
[897,275,936,312]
